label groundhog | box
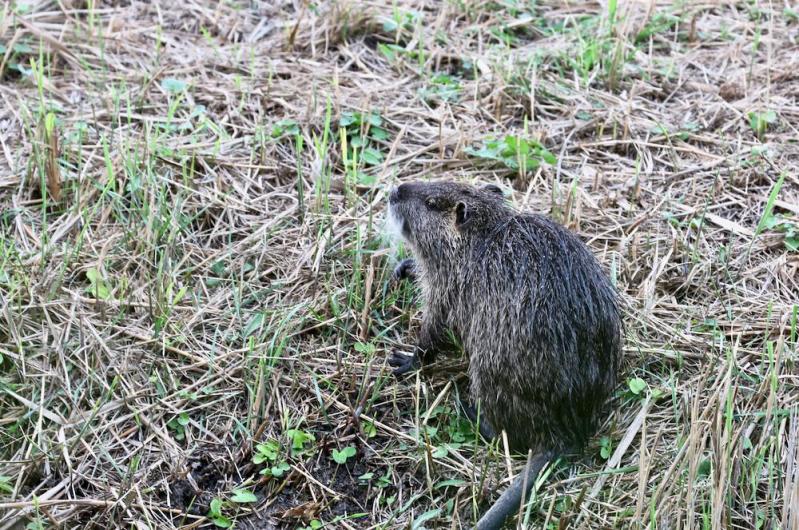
[387,180,622,530]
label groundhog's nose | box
[389,183,410,204]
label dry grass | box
[1,1,798,529]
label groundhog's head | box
[388,180,508,267]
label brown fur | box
[388,179,622,455]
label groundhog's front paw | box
[391,258,417,284]
[388,350,419,376]
[458,400,497,441]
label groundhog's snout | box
[387,184,413,239]
[389,183,411,204]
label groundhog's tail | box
[474,450,556,530]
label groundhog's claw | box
[391,258,417,284]
[388,350,419,375]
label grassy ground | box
[1,1,798,529]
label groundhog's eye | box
[425,198,439,210]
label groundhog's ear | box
[455,201,468,227]
[483,184,503,196]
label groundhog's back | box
[455,213,622,453]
